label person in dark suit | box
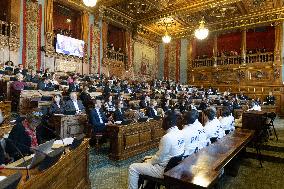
[266,92,275,105]
[64,92,85,114]
[37,78,54,91]
[113,101,125,122]
[139,96,148,109]
[49,94,65,115]
[68,77,81,93]
[89,99,112,132]
[146,100,159,118]
[14,64,27,76]
[5,113,41,160]
[80,86,92,111]
[103,83,111,98]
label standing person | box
[128,112,185,189]
[10,74,27,112]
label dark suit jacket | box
[146,107,158,118]
[49,102,65,115]
[64,100,85,113]
[68,83,81,93]
[5,119,35,160]
[139,100,148,109]
[38,81,54,91]
[113,108,125,122]
[80,92,92,108]
[0,144,4,165]
[14,68,28,76]
[89,108,108,132]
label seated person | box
[37,78,54,91]
[146,100,160,119]
[219,107,235,135]
[64,92,85,114]
[68,77,81,93]
[182,111,201,156]
[89,99,112,133]
[128,112,185,189]
[14,64,27,76]
[113,100,126,122]
[204,107,225,143]
[139,96,148,109]
[247,101,261,111]
[239,92,248,100]
[5,112,41,160]
[198,98,208,110]
[265,92,275,105]
[104,95,115,112]
[80,86,92,110]
[49,94,65,115]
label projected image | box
[56,34,85,57]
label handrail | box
[192,52,274,68]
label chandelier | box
[83,0,97,7]
[162,31,171,43]
[194,19,209,40]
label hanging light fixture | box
[162,31,171,43]
[194,19,209,40]
[83,0,97,7]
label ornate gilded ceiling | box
[62,0,284,39]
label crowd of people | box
[0,63,277,187]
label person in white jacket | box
[219,106,235,134]
[204,107,225,143]
[182,110,210,156]
[128,112,185,189]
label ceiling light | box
[83,0,97,7]
[162,31,171,43]
[194,19,209,40]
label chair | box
[138,154,186,189]
[265,112,278,141]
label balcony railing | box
[105,49,126,63]
[0,20,18,38]
[246,52,274,63]
[192,52,274,68]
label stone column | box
[213,34,218,67]
[241,29,246,65]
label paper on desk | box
[0,176,7,181]
[53,138,74,146]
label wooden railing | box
[192,52,274,68]
[0,20,18,38]
[246,52,274,63]
[105,49,126,63]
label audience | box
[128,112,184,189]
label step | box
[246,147,284,163]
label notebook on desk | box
[5,139,55,170]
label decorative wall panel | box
[133,36,158,79]
[25,0,39,69]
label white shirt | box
[204,118,225,139]
[152,107,157,116]
[182,124,200,156]
[190,120,210,150]
[72,100,80,113]
[219,116,235,131]
[149,126,185,167]
[96,108,103,124]
[248,105,261,111]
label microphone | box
[4,138,30,181]
[40,125,66,154]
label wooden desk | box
[242,111,266,131]
[164,129,254,189]
[0,101,11,116]
[261,105,277,113]
[107,119,164,161]
[0,139,91,189]
[49,114,88,138]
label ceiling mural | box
[63,0,284,39]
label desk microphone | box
[3,139,30,181]
[40,125,66,154]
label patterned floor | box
[89,118,284,189]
